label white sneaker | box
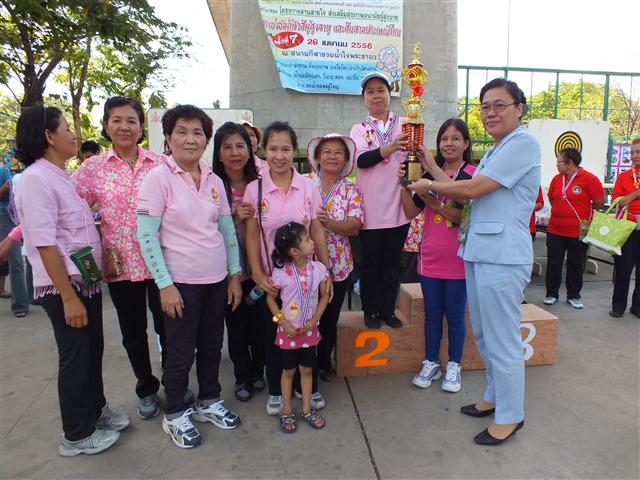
[266,395,282,416]
[95,405,131,431]
[412,360,442,388]
[192,399,240,430]
[441,361,462,393]
[294,390,326,410]
[162,408,201,449]
[58,428,120,457]
[543,296,558,305]
[567,298,584,309]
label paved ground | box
[1,235,639,479]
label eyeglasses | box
[320,149,346,156]
[479,102,518,115]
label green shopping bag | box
[582,197,636,256]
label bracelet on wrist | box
[272,311,285,324]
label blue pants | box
[0,208,29,313]
[464,261,530,424]
[419,276,466,364]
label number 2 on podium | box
[354,331,390,367]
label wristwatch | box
[272,311,285,324]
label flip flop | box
[0,291,11,298]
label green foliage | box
[459,80,640,153]
[1,0,191,109]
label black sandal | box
[280,413,297,433]
[300,410,325,430]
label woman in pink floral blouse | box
[72,96,167,420]
[306,133,364,380]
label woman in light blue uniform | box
[409,78,540,445]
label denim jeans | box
[0,208,29,313]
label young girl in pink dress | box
[266,222,330,433]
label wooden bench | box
[336,283,559,377]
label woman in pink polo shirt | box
[137,105,243,449]
[400,118,476,394]
[72,96,168,420]
[350,72,410,329]
[243,121,332,417]
[212,121,265,402]
[15,105,128,456]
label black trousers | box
[225,279,265,386]
[612,229,640,312]
[317,278,348,371]
[359,224,410,317]
[545,232,588,300]
[259,296,284,396]
[41,290,105,441]
[108,280,164,398]
[163,280,227,415]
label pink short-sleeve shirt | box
[243,167,321,274]
[72,147,166,282]
[272,259,327,350]
[137,156,231,284]
[16,159,102,290]
[350,112,409,230]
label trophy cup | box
[400,43,429,185]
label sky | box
[151,0,640,108]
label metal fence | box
[458,65,640,158]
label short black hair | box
[161,105,213,141]
[15,105,64,166]
[261,121,298,151]
[559,147,582,166]
[101,96,146,143]
[480,78,528,117]
[80,140,100,155]
[212,121,259,206]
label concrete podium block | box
[336,285,559,377]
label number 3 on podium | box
[354,331,390,367]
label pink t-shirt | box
[254,155,268,175]
[137,156,231,284]
[272,259,327,350]
[350,112,410,230]
[72,147,166,282]
[230,186,251,282]
[416,162,476,279]
[243,167,321,275]
[306,171,364,282]
[16,159,102,289]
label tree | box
[0,0,189,109]
[459,80,640,156]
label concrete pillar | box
[229,1,458,149]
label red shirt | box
[529,187,544,234]
[547,168,605,237]
[612,167,640,223]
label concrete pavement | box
[1,237,638,479]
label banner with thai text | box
[258,0,403,95]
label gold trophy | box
[400,43,429,185]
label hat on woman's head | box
[360,71,391,89]
[307,133,356,177]
[240,120,263,143]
